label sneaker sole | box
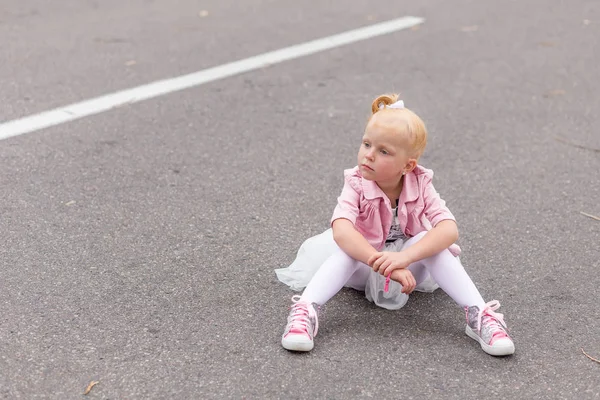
[281,336,314,352]
[465,325,515,356]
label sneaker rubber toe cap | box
[281,334,314,352]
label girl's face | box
[357,113,415,187]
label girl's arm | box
[332,218,379,265]
[371,180,459,275]
[402,219,458,263]
[370,220,458,274]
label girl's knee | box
[331,248,361,270]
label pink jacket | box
[331,165,461,256]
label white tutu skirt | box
[275,229,440,310]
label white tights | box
[299,232,485,309]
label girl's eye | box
[380,149,389,155]
[363,142,371,148]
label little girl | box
[275,93,515,356]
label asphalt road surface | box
[1,0,599,398]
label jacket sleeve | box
[422,180,456,227]
[330,178,361,226]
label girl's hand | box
[390,269,416,294]
[368,251,413,277]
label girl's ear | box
[405,158,418,173]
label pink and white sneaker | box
[465,300,515,356]
[281,295,319,352]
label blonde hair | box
[369,93,427,159]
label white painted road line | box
[0,16,424,141]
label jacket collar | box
[361,177,386,201]
[399,169,419,204]
[359,169,420,205]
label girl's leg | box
[403,233,485,309]
[401,233,514,356]
[300,247,367,305]
[282,247,368,352]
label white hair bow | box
[379,100,405,110]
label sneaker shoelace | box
[286,295,319,337]
[479,300,509,344]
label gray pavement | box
[1,0,599,398]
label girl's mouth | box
[362,164,374,171]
